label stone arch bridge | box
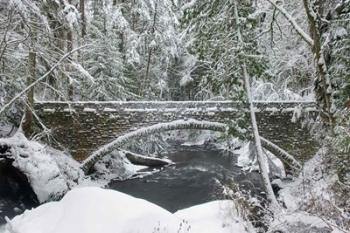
[35,101,318,165]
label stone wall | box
[35,101,318,162]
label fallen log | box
[121,150,174,167]
[260,137,302,172]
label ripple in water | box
[108,147,265,212]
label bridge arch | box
[80,119,301,174]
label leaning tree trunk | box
[242,62,280,209]
[233,0,280,210]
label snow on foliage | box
[62,3,80,29]
[4,187,254,233]
[180,74,193,87]
[0,133,84,203]
[252,79,314,102]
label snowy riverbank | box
[2,187,255,233]
[1,132,348,233]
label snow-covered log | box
[261,137,302,172]
[81,119,228,173]
[121,150,173,167]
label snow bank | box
[0,133,85,203]
[274,148,349,232]
[278,149,336,212]
[269,211,342,233]
[4,187,255,233]
[175,200,255,233]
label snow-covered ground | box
[175,200,255,233]
[271,148,350,233]
[2,187,255,233]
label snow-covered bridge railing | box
[34,101,318,162]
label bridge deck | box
[35,101,317,112]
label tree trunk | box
[80,0,86,38]
[303,0,334,126]
[66,1,74,101]
[119,0,125,57]
[22,49,36,137]
[66,30,74,100]
[243,62,280,209]
[140,3,157,97]
[113,0,126,59]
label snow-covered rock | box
[0,133,85,203]
[92,150,149,183]
[236,142,286,179]
[4,187,255,233]
[270,211,334,233]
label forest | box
[0,0,349,232]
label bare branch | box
[266,0,314,46]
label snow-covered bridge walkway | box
[35,101,318,162]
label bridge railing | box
[34,101,317,113]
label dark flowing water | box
[108,146,265,212]
[0,145,265,225]
[0,159,39,224]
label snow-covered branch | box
[181,0,198,12]
[265,0,314,46]
[0,45,88,116]
[81,119,228,173]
